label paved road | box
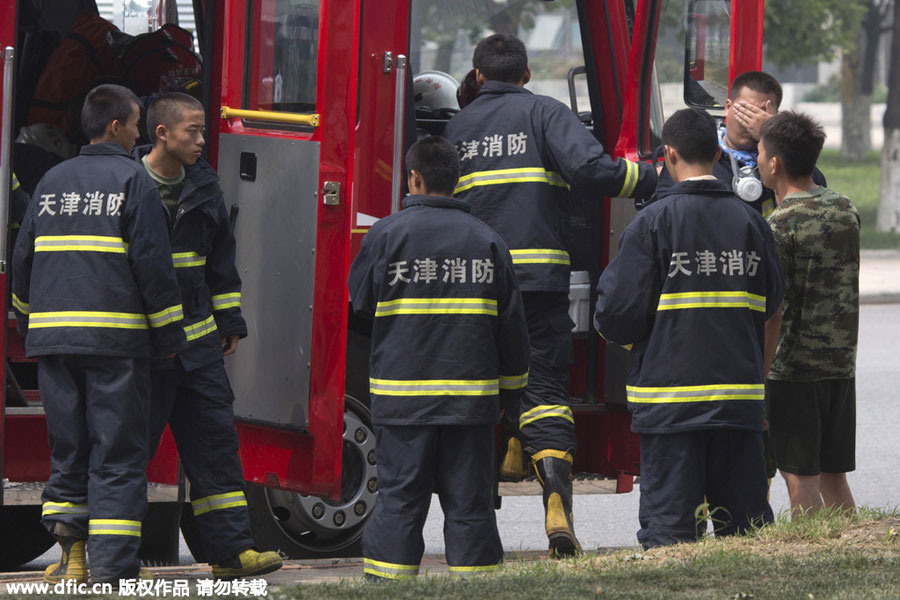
[22,304,900,566]
[422,303,900,553]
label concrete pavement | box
[860,250,900,304]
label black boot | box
[533,450,581,558]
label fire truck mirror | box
[683,0,730,109]
[240,152,257,181]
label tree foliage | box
[763,0,867,67]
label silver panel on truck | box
[218,134,320,431]
[603,198,638,405]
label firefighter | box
[12,84,186,583]
[137,92,283,578]
[443,33,657,557]
[594,108,784,548]
[348,136,529,580]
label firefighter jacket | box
[594,179,784,434]
[444,80,657,293]
[136,146,247,371]
[347,195,530,426]
[12,143,186,358]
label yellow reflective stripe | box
[532,449,573,463]
[173,251,206,268]
[519,406,574,429]
[211,292,241,311]
[375,297,498,317]
[184,315,218,341]
[192,491,248,516]
[89,519,142,537]
[657,291,766,312]
[509,248,570,265]
[28,311,148,330]
[448,564,501,576]
[499,372,528,390]
[454,167,569,194]
[617,160,640,197]
[12,293,29,315]
[12,173,20,190]
[42,501,88,516]
[519,404,575,428]
[35,235,127,254]
[626,383,765,404]
[369,378,499,396]
[147,304,183,328]
[761,198,775,218]
[363,558,419,579]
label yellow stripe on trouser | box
[173,251,206,268]
[211,292,242,311]
[191,491,248,516]
[616,160,640,197]
[34,235,127,254]
[448,564,501,576]
[499,372,528,390]
[12,293,29,314]
[369,378,499,396]
[454,167,569,194]
[375,297,498,317]
[28,311,148,329]
[12,172,20,191]
[89,519,141,537]
[509,248,570,265]
[42,501,88,516]
[184,315,218,341]
[626,383,765,403]
[531,449,572,463]
[519,404,575,428]
[657,291,766,312]
[147,304,184,328]
[363,558,419,579]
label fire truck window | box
[245,0,319,114]
[408,0,588,111]
[645,0,729,155]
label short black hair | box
[473,33,528,84]
[759,111,825,179]
[147,92,205,143]
[81,84,139,140]
[730,71,783,108]
[405,136,460,195]
[661,108,719,164]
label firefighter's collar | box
[477,80,531,97]
[402,194,471,212]
[80,142,133,157]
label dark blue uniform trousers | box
[637,430,774,549]
[518,292,577,454]
[39,355,150,581]
[362,424,503,578]
[148,357,253,564]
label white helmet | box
[413,71,460,112]
[16,123,77,160]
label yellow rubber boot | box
[499,437,528,482]
[44,539,88,584]
[212,549,283,579]
[533,450,582,558]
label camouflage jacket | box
[768,186,860,381]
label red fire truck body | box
[0,0,764,568]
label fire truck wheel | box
[0,506,55,569]
[139,502,182,566]
[244,395,377,558]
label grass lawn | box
[272,509,900,600]
[817,149,900,249]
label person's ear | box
[155,124,168,144]
[475,69,487,86]
[713,146,722,163]
[663,144,678,167]
[521,66,531,86]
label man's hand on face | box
[732,99,775,142]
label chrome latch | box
[322,181,341,206]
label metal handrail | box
[220,106,320,127]
[390,54,407,214]
[0,47,15,274]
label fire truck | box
[0,0,764,569]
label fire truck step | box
[498,474,622,496]
[2,481,179,505]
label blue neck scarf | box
[718,126,757,169]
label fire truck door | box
[0,1,15,496]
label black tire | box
[245,394,377,558]
[0,506,55,570]
[139,502,182,566]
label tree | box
[876,2,900,232]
